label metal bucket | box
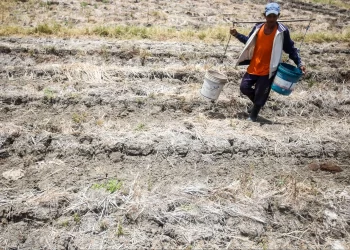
[200,70,228,100]
[271,63,303,96]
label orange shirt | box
[247,24,277,76]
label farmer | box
[230,2,306,122]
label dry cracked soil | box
[0,0,350,249]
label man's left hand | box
[300,66,306,74]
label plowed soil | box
[1,0,349,249]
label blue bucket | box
[271,63,303,96]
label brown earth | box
[1,0,350,249]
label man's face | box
[265,13,279,24]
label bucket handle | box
[283,19,313,63]
[298,19,312,54]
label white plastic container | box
[200,70,228,100]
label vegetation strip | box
[1,24,349,43]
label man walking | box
[230,2,306,122]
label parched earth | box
[0,0,350,249]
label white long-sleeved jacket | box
[235,22,303,79]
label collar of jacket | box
[256,22,287,33]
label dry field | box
[1,0,350,249]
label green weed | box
[72,112,87,124]
[92,179,123,193]
[180,204,195,211]
[135,123,146,131]
[73,213,80,223]
[307,79,317,88]
[80,2,88,8]
[229,119,236,129]
[148,92,156,99]
[43,88,55,100]
[61,220,69,227]
[117,221,124,237]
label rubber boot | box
[247,104,261,122]
[247,105,253,114]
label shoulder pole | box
[231,18,316,25]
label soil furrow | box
[1,1,350,249]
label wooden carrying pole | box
[232,18,316,24]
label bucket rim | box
[278,63,303,76]
[206,70,228,80]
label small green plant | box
[185,245,193,250]
[92,179,123,193]
[43,88,55,100]
[72,112,87,124]
[61,220,69,227]
[117,221,124,237]
[81,2,88,8]
[180,204,195,211]
[28,49,35,56]
[148,92,156,99]
[106,179,123,193]
[276,177,285,187]
[73,213,80,223]
[135,123,146,131]
[260,238,269,250]
[307,79,317,88]
[39,1,47,7]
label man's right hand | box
[230,27,237,37]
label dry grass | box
[303,0,350,9]
[2,171,349,249]
[1,0,349,43]
[1,1,349,249]
[0,24,232,43]
[1,24,349,43]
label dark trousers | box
[240,72,275,107]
